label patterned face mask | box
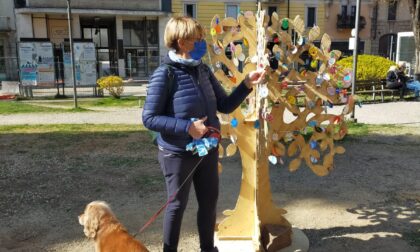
[189,40,207,60]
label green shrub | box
[337,55,396,81]
[97,76,124,99]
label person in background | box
[142,16,266,252]
[398,62,420,100]
[386,65,405,90]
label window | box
[146,20,158,46]
[379,34,397,60]
[123,20,146,47]
[351,6,356,17]
[123,20,158,47]
[226,4,239,19]
[341,5,347,17]
[388,2,397,21]
[268,6,277,26]
[306,7,316,27]
[83,28,108,48]
[184,3,196,18]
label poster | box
[18,42,55,86]
[36,43,55,86]
[64,42,97,87]
[18,43,37,86]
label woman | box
[142,17,265,252]
[398,62,420,100]
[386,65,405,90]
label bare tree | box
[410,0,420,75]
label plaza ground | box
[0,103,419,252]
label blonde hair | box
[397,61,406,68]
[164,16,205,51]
[389,65,397,72]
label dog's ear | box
[83,205,100,238]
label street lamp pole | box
[350,0,361,122]
[66,0,78,108]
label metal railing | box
[0,54,168,98]
[337,14,366,29]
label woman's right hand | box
[188,116,208,139]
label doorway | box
[80,16,117,77]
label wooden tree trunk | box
[217,109,292,252]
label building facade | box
[324,0,373,56]
[14,0,172,80]
[172,0,327,42]
[370,0,413,64]
[0,0,18,81]
[6,0,416,82]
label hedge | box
[337,55,396,81]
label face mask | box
[189,40,207,60]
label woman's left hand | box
[244,69,267,89]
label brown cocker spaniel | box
[79,201,149,252]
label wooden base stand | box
[215,227,308,252]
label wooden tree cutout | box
[208,4,355,251]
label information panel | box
[64,42,97,86]
[18,42,55,86]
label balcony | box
[0,17,11,32]
[337,14,366,30]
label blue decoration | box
[254,120,260,129]
[275,52,281,61]
[231,118,238,128]
[308,120,317,127]
[310,140,318,149]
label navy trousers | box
[158,148,219,252]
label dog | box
[79,201,149,252]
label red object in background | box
[0,94,16,100]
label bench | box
[354,79,404,102]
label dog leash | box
[133,156,205,237]
[133,127,221,237]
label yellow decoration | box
[287,96,296,105]
[210,28,217,36]
[309,46,317,58]
[243,38,249,47]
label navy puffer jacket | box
[142,55,252,153]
